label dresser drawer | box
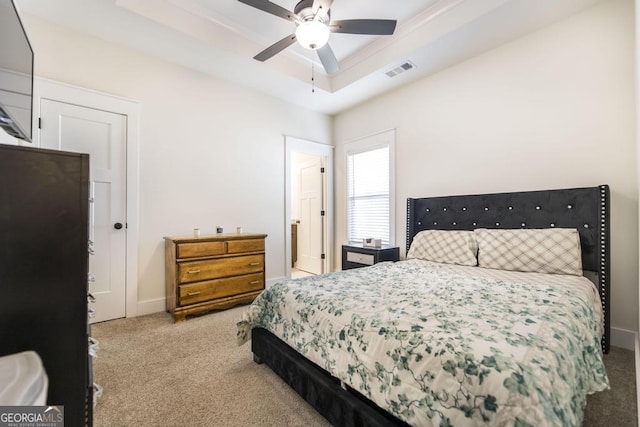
[165,233,267,322]
[346,251,374,266]
[178,254,264,283]
[178,273,264,306]
[341,245,400,270]
[177,241,226,259]
[227,239,264,254]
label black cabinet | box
[0,145,92,426]
[341,244,400,270]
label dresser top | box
[164,233,267,243]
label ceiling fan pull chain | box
[311,51,316,93]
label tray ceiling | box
[17,0,604,114]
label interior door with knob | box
[40,98,127,323]
[294,154,323,275]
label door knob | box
[114,222,123,230]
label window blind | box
[347,146,390,244]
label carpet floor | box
[92,306,637,426]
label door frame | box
[32,77,140,318]
[285,136,334,277]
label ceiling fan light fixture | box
[295,20,330,50]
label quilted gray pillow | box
[475,228,583,275]
[407,230,478,266]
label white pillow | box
[475,228,583,275]
[407,230,478,266]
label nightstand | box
[341,244,400,270]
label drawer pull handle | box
[187,269,201,274]
[249,262,260,266]
[249,280,260,285]
[187,291,201,296]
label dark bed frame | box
[252,185,610,426]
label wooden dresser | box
[164,233,267,321]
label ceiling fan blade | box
[312,0,334,16]
[237,0,296,22]
[254,34,297,62]
[330,19,397,35]
[317,44,339,74]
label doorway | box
[291,151,324,276]
[33,78,140,322]
[40,99,127,323]
[285,137,333,279]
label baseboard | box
[266,276,286,289]
[636,334,639,425]
[610,327,636,350]
[136,297,166,316]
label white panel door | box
[40,99,126,323]
[296,156,323,275]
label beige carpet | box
[92,307,637,426]
[92,307,329,427]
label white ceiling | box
[16,0,604,114]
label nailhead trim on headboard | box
[406,185,610,353]
[598,185,610,354]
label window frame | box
[344,129,395,246]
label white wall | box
[334,0,638,333]
[21,16,332,309]
[0,129,19,145]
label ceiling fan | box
[238,0,397,74]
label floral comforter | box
[237,259,609,426]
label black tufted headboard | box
[406,185,610,353]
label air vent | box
[385,61,416,78]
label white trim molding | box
[137,298,166,317]
[610,327,636,351]
[285,136,334,276]
[33,77,141,319]
[267,276,286,289]
[636,333,639,425]
[343,128,396,247]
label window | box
[346,130,394,245]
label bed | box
[237,185,610,426]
